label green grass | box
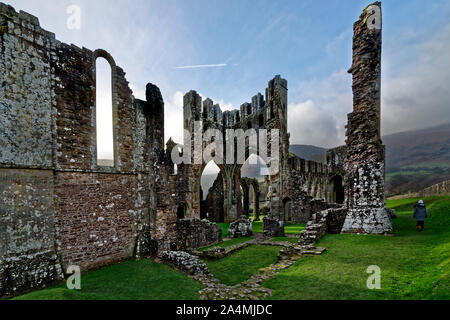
[219,219,305,237]
[217,223,230,238]
[285,223,306,234]
[252,221,305,234]
[13,260,203,300]
[204,245,282,286]
[253,221,264,233]
[198,237,252,252]
[262,196,450,300]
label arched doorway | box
[331,175,345,204]
[177,204,186,220]
[283,198,292,222]
[241,154,269,220]
[200,161,224,222]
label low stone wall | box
[299,207,347,247]
[0,251,64,298]
[160,251,209,275]
[174,219,222,251]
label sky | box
[5,0,450,159]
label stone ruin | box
[0,2,392,298]
[341,2,393,235]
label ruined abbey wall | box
[1,1,393,298]
[0,4,166,297]
[178,75,346,226]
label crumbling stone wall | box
[342,2,393,235]
[0,169,63,297]
[173,219,222,251]
[177,72,348,230]
[179,76,291,227]
[299,207,347,247]
[0,3,171,298]
[282,154,335,223]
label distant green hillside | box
[384,124,450,196]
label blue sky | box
[5,0,450,150]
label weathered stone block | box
[263,215,285,237]
[174,219,222,250]
[161,251,209,275]
[228,215,253,238]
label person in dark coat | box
[413,200,428,232]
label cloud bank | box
[287,21,450,149]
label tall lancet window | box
[96,57,114,167]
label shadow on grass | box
[13,260,203,301]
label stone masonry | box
[0,3,218,298]
[1,2,394,298]
[341,2,393,235]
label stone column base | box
[341,207,393,235]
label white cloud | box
[288,21,450,148]
[381,23,450,135]
[288,100,342,148]
[217,99,234,112]
[288,69,352,148]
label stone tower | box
[342,2,393,235]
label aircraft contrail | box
[172,64,228,70]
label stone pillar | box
[183,91,203,218]
[342,2,393,235]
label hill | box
[384,123,450,195]
[289,124,450,196]
[289,145,328,162]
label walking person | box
[413,200,428,232]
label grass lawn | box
[217,223,230,238]
[262,196,450,300]
[204,245,282,286]
[219,221,305,237]
[13,260,203,300]
[199,237,252,252]
[252,221,305,234]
